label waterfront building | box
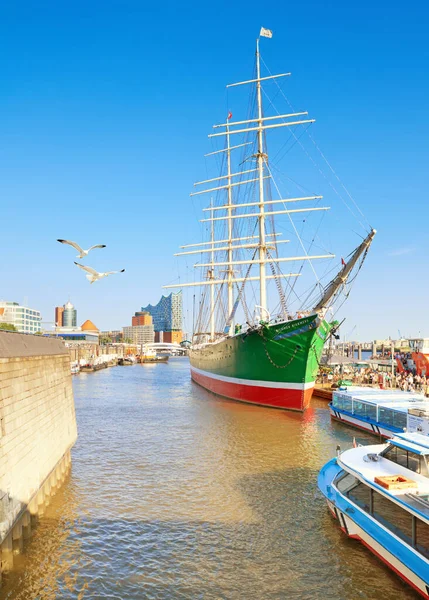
[155,330,182,344]
[55,306,64,327]
[54,319,99,343]
[0,301,42,334]
[132,311,152,326]
[123,324,155,345]
[100,330,123,343]
[141,292,182,343]
[63,301,77,327]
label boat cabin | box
[331,387,429,437]
[409,339,429,355]
[335,433,429,560]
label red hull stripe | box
[191,366,314,390]
[191,367,314,411]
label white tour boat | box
[319,432,429,598]
[330,386,429,438]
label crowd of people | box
[395,371,428,394]
[318,365,429,397]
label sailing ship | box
[165,29,376,411]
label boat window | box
[408,453,421,474]
[352,401,364,416]
[335,472,359,494]
[392,411,407,430]
[421,457,429,478]
[372,490,412,544]
[343,397,353,412]
[333,395,353,412]
[415,518,429,558]
[347,482,371,513]
[332,395,342,409]
[378,407,394,427]
[381,445,422,474]
[352,401,376,421]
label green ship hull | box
[190,314,332,411]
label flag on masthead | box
[260,27,273,38]
[227,111,232,120]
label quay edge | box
[0,331,77,577]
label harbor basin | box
[0,358,420,599]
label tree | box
[0,323,18,332]
[124,338,133,344]
[100,336,112,345]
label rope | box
[264,159,324,292]
[266,249,287,317]
[260,55,371,233]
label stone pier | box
[0,331,77,577]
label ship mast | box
[313,228,377,313]
[226,121,234,335]
[209,198,215,340]
[165,31,343,332]
[255,37,267,318]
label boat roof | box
[333,386,428,412]
[392,432,429,455]
[339,442,429,522]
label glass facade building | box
[141,292,182,333]
[0,301,42,334]
[63,301,77,327]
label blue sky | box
[0,1,428,341]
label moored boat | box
[71,361,80,374]
[330,386,429,438]
[118,356,136,365]
[318,433,429,598]
[165,28,376,411]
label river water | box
[0,358,418,599]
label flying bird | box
[74,262,125,284]
[57,239,106,258]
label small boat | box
[70,361,80,375]
[118,356,136,366]
[80,364,94,372]
[330,386,429,438]
[140,348,169,363]
[318,432,429,598]
[92,362,107,371]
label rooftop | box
[81,319,99,332]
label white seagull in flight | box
[74,262,125,284]
[57,239,106,258]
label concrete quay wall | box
[0,332,77,574]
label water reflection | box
[0,358,417,599]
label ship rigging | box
[164,28,376,411]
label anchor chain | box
[256,325,300,369]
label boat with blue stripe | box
[329,386,429,438]
[318,432,429,598]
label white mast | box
[256,37,267,316]
[226,119,234,335]
[209,199,215,340]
